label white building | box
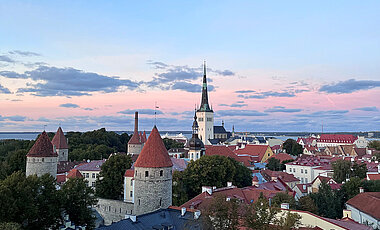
[75,159,106,187]
[345,192,380,229]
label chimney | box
[134,112,138,134]
[130,215,137,222]
[227,182,232,187]
[181,207,186,216]
[202,186,212,195]
[194,210,201,220]
[343,209,352,219]
[281,203,289,210]
[359,187,364,193]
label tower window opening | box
[138,199,140,205]
[145,171,149,177]
[160,170,163,176]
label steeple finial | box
[198,60,213,112]
[203,60,206,77]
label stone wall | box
[57,148,69,162]
[133,166,172,216]
[127,143,143,155]
[96,198,134,225]
[26,156,58,178]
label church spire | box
[198,61,213,112]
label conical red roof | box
[134,126,173,168]
[128,131,142,144]
[67,168,83,179]
[142,130,147,143]
[52,127,68,149]
[27,131,58,157]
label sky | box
[0,1,379,132]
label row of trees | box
[173,155,253,206]
[0,172,97,229]
[332,159,367,183]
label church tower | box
[133,126,173,215]
[185,111,205,161]
[52,127,69,162]
[26,131,58,178]
[196,61,214,145]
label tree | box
[332,159,351,183]
[0,222,22,230]
[202,195,240,230]
[274,211,301,230]
[341,177,362,200]
[351,162,367,179]
[271,192,296,209]
[297,196,317,213]
[310,182,341,219]
[61,177,98,229]
[163,138,184,150]
[361,180,380,192]
[172,171,189,206]
[243,194,279,230]
[95,154,132,199]
[368,140,380,150]
[173,155,252,201]
[282,139,303,156]
[267,158,281,171]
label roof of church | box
[213,126,227,133]
[51,127,68,149]
[27,131,58,157]
[134,126,173,168]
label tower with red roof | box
[52,126,69,161]
[133,126,173,215]
[26,131,58,178]
[127,112,144,155]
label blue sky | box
[0,1,379,132]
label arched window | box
[160,170,163,177]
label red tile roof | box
[346,192,380,220]
[142,130,147,143]
[51,127,68,149]
[234,144,270,162]
[128,131,142,144]
[318,134,357,144]
[367,174,380,180]
[261,170,299,183]
[266,153,293,163]
[180,186,287,210]
[205,145,237,159]
[67,168,83,179]
[322,217,372,230]
[76,159,106,171]
[27,131,58,157]
[296,183,311,193]
[134,126,173,168]
[252,175,259,182]
[57,161,83,174]
[124,168,134,177]
[56,174,66,184]
[311,175,335,185]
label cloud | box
[83,107,94,111]
[354,106,379,112]
[216,110,268,117]
[0,84,11,94]
[60,103,80,108]
[297,110,349,119]
[264,106,302,113]
[0,55,16,63]
[145,61,233,92]
[9,50,41,57]
[235,90,255,93]
[219,103,248,108]
[238,91,296,99]
[0,115,27,122]
[0,66,140,97]
[118,109,163,115]
[319,79,380,94]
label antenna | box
[43,125,47,131]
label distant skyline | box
[0,1,379,132]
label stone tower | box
[196,61,214,145]
[127,112,144,155]
[52,127,69,162]
[133,126,173,216]
[26,131,58,178]
[185,111,205,161]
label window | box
[130,191,133,197]
[207,118,212,122]
[138,199,140,205]
[42,158,44,162]
[92,182,95,187]
[301,169,303,173]
[145,171,149,177]
[160,198,162,206]
[293,168,296,173]
[301,178,304,183]
[130,180,133,186]
[135,170,137,176]
[86,173,89,178]
[305,178,308,183]
[92,173,96,178]
[160,170,163,177]
[198,118,203,122]
[305,169,307,174]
